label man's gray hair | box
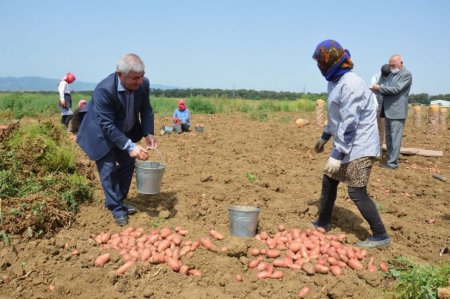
[116,53,145,74]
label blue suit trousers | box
[95,147,135,218]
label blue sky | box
[0,0,449,95]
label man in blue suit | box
[77,53,158,226]
[371,54,412,169]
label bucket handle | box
[148,147,167,167]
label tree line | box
[151,88,449,104]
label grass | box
[387,256,450,299]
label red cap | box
[64,72,76,83]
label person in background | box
[370,55,412,169]
[312,39,391,248]
[58,72,76,128]
[76,53,158,226]
[370,64,391,159]
[173,99,190,132]
[68,99,89,140]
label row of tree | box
[151,88,448,104]
[150,88,328,101]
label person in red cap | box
[58,72,76,128]
[172,99,190,132]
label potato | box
[330,265,343,276]
[209,229,224,240]
[94,253,111,267]
[348,259,363,271]
[157,240,171,252]
[256,271,271,280]
[188,269,202,277]
[302,263,315,275]
[166,258,181,272]
[235,274,243,282]
[379,262,388,273]
[289,242,302,253]
[271,270,283,279]
[160,228,172,238]
[314,264,329,274]
[115,260,135,275]
[298,286,311,298]
[265,249,281,258]
[248,258,261,269]
[249,248,260,256]
[200,237,216,251]
[179,265,189,275]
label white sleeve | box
[58,81,66,99]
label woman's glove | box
[324,157,341,175]
[314,138,328,153]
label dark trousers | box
[61,115,73,128]
[95,147,135,218]
[317,175,387,237]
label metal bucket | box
[135,161,166,194]
[173,124,182,133]
[195,125,204,133]
[228,205,260,237]
[159,125,173,135]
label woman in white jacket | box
[311,40,391,248]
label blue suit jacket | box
[77,73,154,161]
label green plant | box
[189,98,216,114]
[249,111,268,121]
[245,172,257,183]
[388,257,450,299]
[0,231,9,245]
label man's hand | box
[60,98,66,108]
[324,157,341,175]
[370,84,380,92]
[145,135,158,150]
[314,138,328,153]
[130,145,149,160]
[173,117,180,124]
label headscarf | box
[177,99,186,111]
[312,40,353,82]
[63,72,76,84]
[78,99,87,109]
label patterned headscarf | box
[312,40,353,82]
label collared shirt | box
[117,80,136,132]
[117,79,136,153]
[323,72,380,163]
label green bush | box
[189,98,216,114]
[388,257,450,299]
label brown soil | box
[1,111,449,299]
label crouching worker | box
[68,99,89,141]
[311,40,391,248]
[77,53,158,226]
[173,99,190,132]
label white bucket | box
[228,205,260,237]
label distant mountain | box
[0,76,175,91]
